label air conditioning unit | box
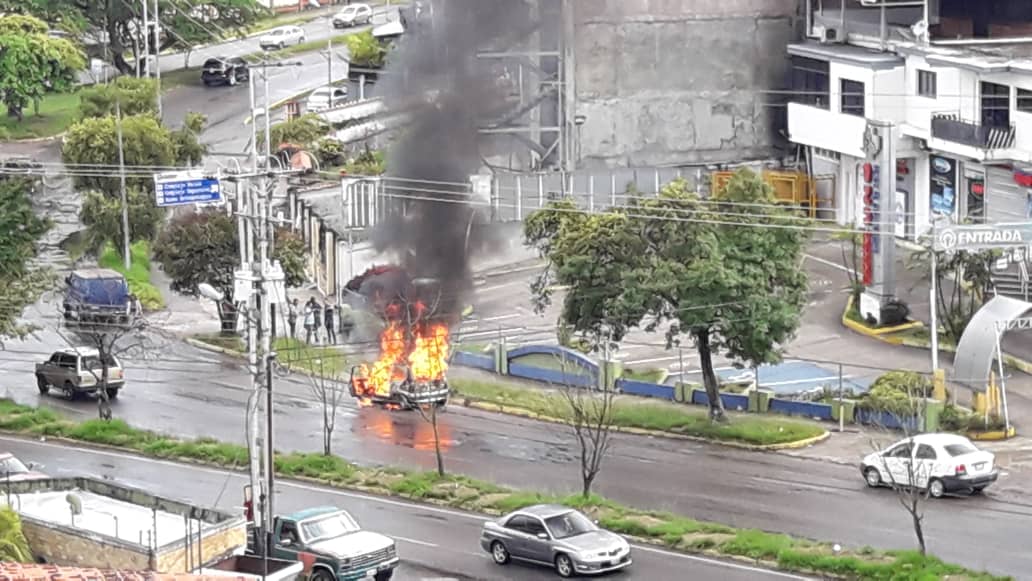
[814,25,842,44]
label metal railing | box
[931,112,1016,149]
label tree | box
[77,76,158,118]
[906,247,996,343]
[525,170,810,421]
[155,210,307,333]
[345,30,387,68]
[560,383,616,498]
[0,172,52,341]
[308,362,345,456]
[263,114,329,151]
[415,403,446,477]
[0,506,32,562]
[79,188,164,256]
[0,14,85,120]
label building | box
[786,0,1032,241]
[3,477,246,573]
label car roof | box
[285,506,342,522]
[513,504,575,519]
[71,268,124,279]
[900,433,974,446]
[58,347,101,357]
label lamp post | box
[573,114,586,170]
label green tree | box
[525,170,810,421]
[79,188,164,256]
[77,76,158,119]
[0,13,85,120]
[0,506,32,562]
[906,247,996,343]
[61,114,176,196]
[156,210,307,331]
[345,29,387,68]
[0,174,51,339]
[263,114,329,151]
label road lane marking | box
[803,253,851,274]
[395,536,439,548]
[3,436,812,578]
[476,313,522,323]
[624,355,683,365]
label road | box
[0,436,807,581]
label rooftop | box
[71,269,124,280]
[0,562,246,581]
[284,506,339,523]
[788,42,904,70]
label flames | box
[352,301,450,407]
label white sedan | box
[259,26,306,50]
[306,86,349,112]
[333,3,373,28]
[860,433,999,498]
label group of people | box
[286,297,354,344]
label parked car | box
[0,453,46,481]
[480,505,632,578]
[861,433,999,498]
[35,348,126,399]
[63,268,132,326]
[202,57,249,86]
[333,3,373,28]
[259,26,306,50]
[306,86,349,112]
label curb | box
[840,295,924,338]
[461,400,831,452]
[968,426,1018,441]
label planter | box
[967,426,1017,441]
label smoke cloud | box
[371,0,530,321]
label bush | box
[345,30,386,68]
[858,370,931,416]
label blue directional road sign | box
[154,171,222,207]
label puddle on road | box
[353,408,457,452]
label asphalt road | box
[0,436,807,581]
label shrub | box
[858,370,931,416]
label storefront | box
[985,165,1031,223]
[895,157,916,238]
[929,154,959,222]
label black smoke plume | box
[369,0,529,322]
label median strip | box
[0,400,1008,580]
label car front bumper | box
[573,553,632,575]
[339,556,399,580]
[942,470,1000,492]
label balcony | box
[931,113,1016,150]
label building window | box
[981,81,1011,128]
[840,79,865,117]
[918,70,937,98]
[790,55,830,109]
[1019,88,1032,113]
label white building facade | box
[787,1,1032,243]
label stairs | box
[991,263,1029,302]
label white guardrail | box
[317,97,387,125]
[333,112,408,144]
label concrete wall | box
[156,524,248,573]
[22,519,151,571]
[572,0,801,167]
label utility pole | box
[152,0,163,119]
[115,99,131,270]
[141,0,150,78]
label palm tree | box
[0,506,32,562]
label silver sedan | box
[480,504,632,577]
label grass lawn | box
[98,241,165,310]
[160,67,202,92]
[273,337,350,377]
[192,333,245,353]
[0,92,80,141]
[261,32,357,60]
[0,399,1007,581]
[622,367,668,383]
[450,378,826,446]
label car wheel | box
[490,541,510,565]
[280,41,286,49]
[310,569,334,581]
[105,388,119,400]
[228,73,237,86]
[36,375,49,395]
[928,478,946,499]
[63,381,78,400]
[554,553,574,578]
[864,466,882,488]
[971,485,987,494]
[373,571,393,581]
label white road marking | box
[3,436,806,578]
[476,280,527,294]
[803,254,852,274]
[477,313,522,323]
[624,355,683,365]
[394,535,439,548]
[763,375,859,388]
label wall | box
[903,54,979,135]
[22,519,151,571]
[155,524,247,573]
[572,0,800,167]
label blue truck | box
[249,507,399,581]
[62,268,132,326]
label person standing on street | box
[303,298,318,343]
[324,301,337,344]
[287,298,299,338]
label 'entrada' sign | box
[935,224,1032,252]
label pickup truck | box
[251,507,398,581]
[34,348,125,399]
[63,268,133,326]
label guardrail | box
[318,97,387,124]
[333,112,408,143]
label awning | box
[953,295,1032,387]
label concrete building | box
[786,0,1032,242]
[571,0,801,168]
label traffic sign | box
[154,171,222,207]
[934,223,1032,252]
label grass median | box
[451,378,825,447]
[0,92,80,141]
[98,241,164,310]
[0,399,1007,580]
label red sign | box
[1015,169,1032,188]
[862,163,875,286]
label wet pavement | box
[0,435,804,581]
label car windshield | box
[544,511,595,540]
[944,442,979,457]
[204,59,223,68]
[300,512,360,542]
[0,457,29,475]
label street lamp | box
[573,114,587,170]
[199,283,235,336]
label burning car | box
[345,266,452,411]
